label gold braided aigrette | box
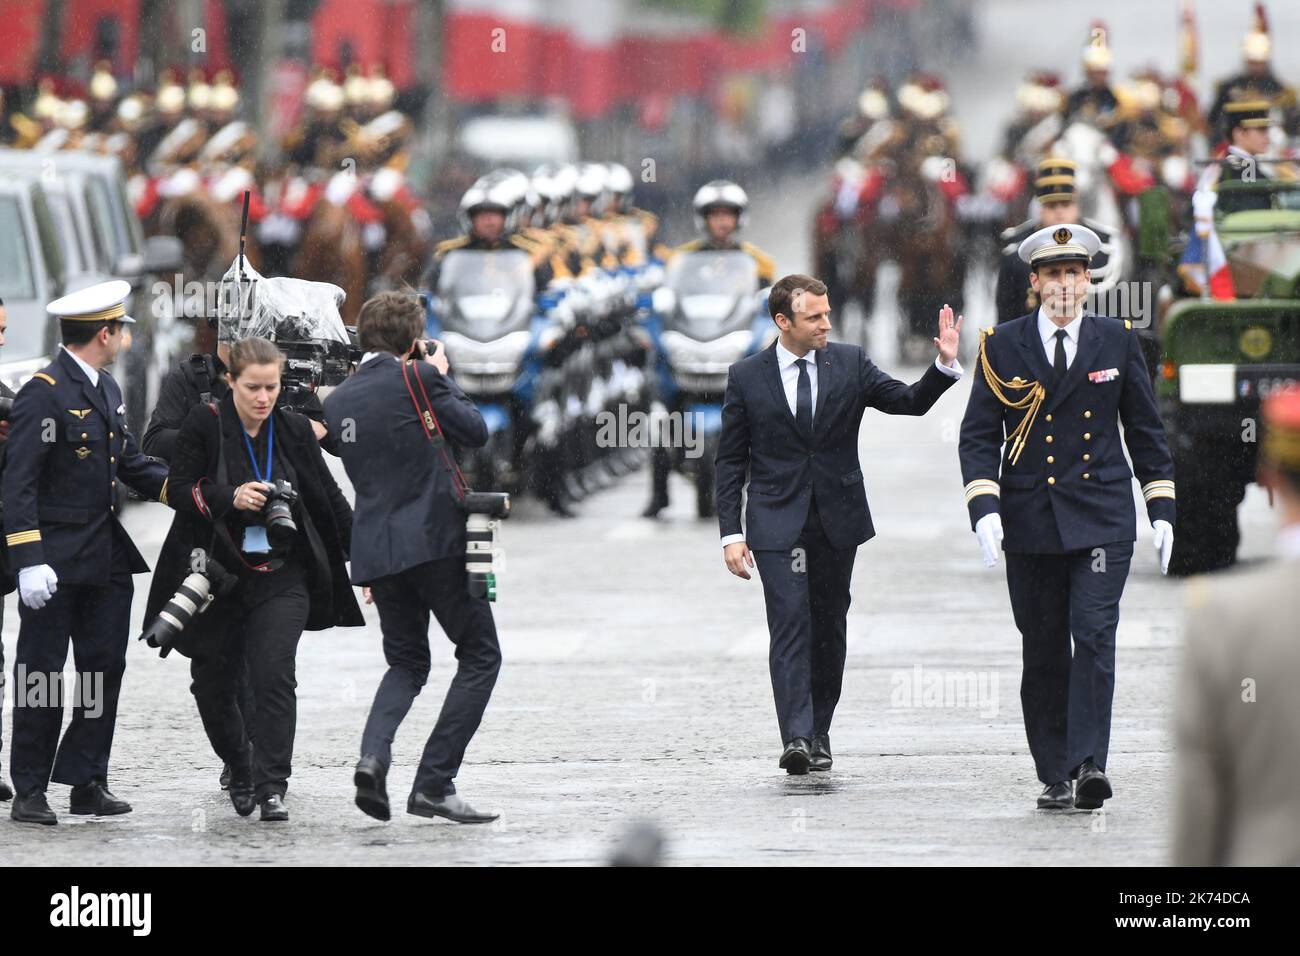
[978,329,1045,466]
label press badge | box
[243,525,271,553]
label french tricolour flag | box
[1179,166,1236,300]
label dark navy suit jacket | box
[715,339,958,552]
[324,355,487,585]
[958,312,1176,553]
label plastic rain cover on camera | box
[215,257,350,347]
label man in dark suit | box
[324,292,502,824]
[3,281,169,825]
[960,224,1175,812]
[716,274,962,774]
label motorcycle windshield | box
[663,251,758,339]
[437,248,536,339]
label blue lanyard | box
[241,413,273,484]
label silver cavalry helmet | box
[692,179,749,233]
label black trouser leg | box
[50,568,133,787]
[190,619,253,774]
[808,522,856,738]
[241,582,309,799]
[405,557,501,798]
[363,574,435,768]
[1005,551,1073,785]
[1065,541,1132,775]
[10,587,76,797]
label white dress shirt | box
[1037,307,1084,370]
[60,344,99,388]
[720,339,962,548]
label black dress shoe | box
[640,496,669,518]
[779,738,812,775]
[809,735,833,771]
[354,754,390,821]
[1074,759,1113,810]
[0,778,13,802]
[1036,781,1073,810]
[259,793,289,822]
[10,791,57,825]
[407,791,498,824]
[219,763,232,790]
[228,764,256,817]
[69,781,132,816]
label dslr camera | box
[138,549,237,657]
[461,492,510,602]
[261,479,300,547]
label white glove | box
[1152,520,1174,576]
[18,564,59,610]
[975,513,1004,568]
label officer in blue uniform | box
[959,225,1176,813]
[3,280,168,826]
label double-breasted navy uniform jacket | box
[2,348,168,584]
[958,312,1175,553]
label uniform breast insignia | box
[1088,368,1120,383]
[978,331,1045,465]
[68,408,92,420]
[76,446,92,460]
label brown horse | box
[149,188,260,284]
[292,198,367,325]
[369,197,431,294]
[887,158,966,360]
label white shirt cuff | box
[934,356,963,378]
[720,533,746,548]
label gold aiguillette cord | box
[978,332,1045,467]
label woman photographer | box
[146,337,363,822]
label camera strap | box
[191,354,215,405]
[401,360,470,504]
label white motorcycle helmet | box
[458,177,514,236]
[692,179,749,233]
[605,162,635,208]
[574,162,609,216]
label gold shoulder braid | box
[978,329,1045,466]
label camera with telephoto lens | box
[461,492,510,601]
[138,549,237,657]
[261,479,300,547]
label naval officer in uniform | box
[3,280,169,825]
[959,225,1175,811]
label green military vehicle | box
[1154,177,1300,574]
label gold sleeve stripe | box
[1142,480,1176,501]
[33,372,56,386]
[964,479,1001,504]
[6,530,42,546]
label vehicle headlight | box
[1178,364,1236,404]
[660,329,752,372]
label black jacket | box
[323,356,487,584]
[715,340,957,552]
[0,378,17,594]
[142,353,336,462]
[146,398,363,654]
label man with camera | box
[324,292,503,824]
[0,297,15,803]
[3,281,169,825]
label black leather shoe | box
[407,791,498,824]
[809,735,833,771]
[10,791,57,825]
[228,764,256,817]
[779,738,812,775]
[1074,759,1113,810]
[69,781,131,816]
[0,778,13,802]
[640,495,669,518]
[259,793,289,822]
[354,754,390,821]
[219,763,231,790]
[1036,781,1073,810]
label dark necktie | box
[1053,329,1068,381]
[795,358,813,434]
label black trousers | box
[752,495,857,745]
[364,556,501,797]
[189,571,309,799]
[9,559,134,797]
[1005,541,1133,785]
